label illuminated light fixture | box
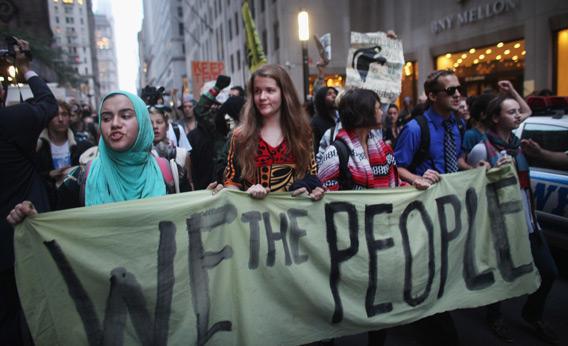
[485,49,492,54]
[298,11,309,41]
[453,63,459,67]
[445,53,452,58]
[512,55,518,61]
[504,49,510,55]
[405,62,412,66]
[457,58,463,63]
[0,76,4,82]
[479,54,485,60]
[497,42,504,48]
[496,54,502,60]
[469,48,476,54]
[461,54,467,59]
[514,43,521,49]
[8,65,17,78]
[522,50,526,56]
[473,59,479,64]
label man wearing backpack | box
[395,69,474,188]
[393,69,475,345]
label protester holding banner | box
[1,37,58,346]
[8,90,175,218]
[318,88,409,194]
[467,94,559,344]
[394,69,468,345]
[224,64,324,200]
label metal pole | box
[302,40,309,102]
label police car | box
[514,97,568,250]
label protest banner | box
[191,61,225,100]
[242,0,267,73]
[15,166,539,345]
[345,31,405,104]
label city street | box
[336,248,568,346]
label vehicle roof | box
[522,114,568,126]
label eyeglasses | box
[438,86,463,96]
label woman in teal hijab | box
[85,91,166,205]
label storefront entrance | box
[436,39,525,96]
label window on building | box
[80,18,83,25]
[230,54,234,73]
[237,50,241,70]
[55,17,59,23]
[85,67,88,74]
[178,6,183,17]
[218,0,222,12]
[179,22,184,36]
[182,43,185,54]
[262,29,267,55]
[228,18,233,40]
[234,12,239,36]
[273,21,279,51]
[261,0,265,12]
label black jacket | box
[0,75,58,270]
[310,112,335,155]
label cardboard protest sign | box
[15,166,539,345]
[191,61,225,100]
[346,31,405,104]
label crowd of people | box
[1,36,565,346]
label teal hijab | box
[85,91,166,206]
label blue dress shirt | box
[394,107,463,176]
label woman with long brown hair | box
[224,64,324,200]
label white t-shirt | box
[50,141,71,169]
[167,123,192,151]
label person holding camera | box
[1,37,58,345]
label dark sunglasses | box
[438,86,463,96]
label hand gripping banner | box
[15,165,539,345]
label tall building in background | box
[94,13,118,97]
[47,0,99,106]
[138,0,186,104]
[181,0,350,100]
[0,0,57,81]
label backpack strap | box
[408,115,431,173]
[154,156,174,187]
[173,124,181,144]
[457,118,466,144]
[331,138,353,190]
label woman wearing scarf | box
[8,91,168,221]
[467,94,559,344]
[318,88,433,346]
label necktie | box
[443,120,458,173]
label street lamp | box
[298,10,309,102]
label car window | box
[521,123,568,153]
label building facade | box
[0,0,57,82]
[349,0,568,100]
[94,13,118,97]
[46,0,99,105]
[181,0,351,100]
[138,0,186,103]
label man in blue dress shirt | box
[394,69,477,346]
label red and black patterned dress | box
[224,135,318,192]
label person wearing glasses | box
[393,69,476,345]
